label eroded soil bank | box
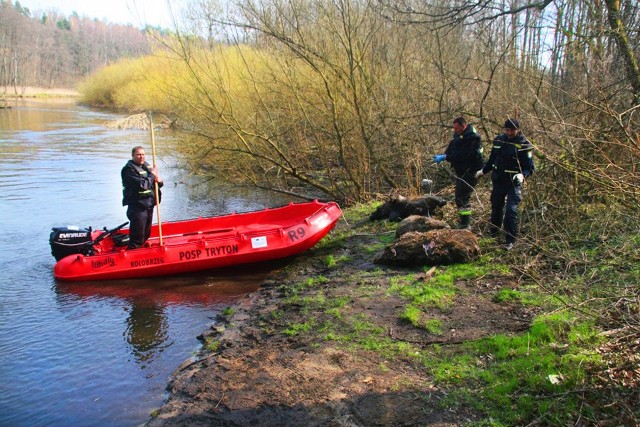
[146,210,541,426]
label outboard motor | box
[111,233,130,247]
[50,226,94,261]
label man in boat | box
[121,146,163,249]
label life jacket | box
[487,133,535,180]
[444,125,484,176]
[121,161,161,207]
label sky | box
[17,0,179,27]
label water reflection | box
[53,266,276,368]
[0,98,101,132]
[125,300,169,365]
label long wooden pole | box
[149,112,163,245]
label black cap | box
[504,118,520,129]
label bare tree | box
[162,0,454,201]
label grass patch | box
[323,313,389,350]
[421,312,604,425]
[400,304,421,326]
[390,256,512,310]
[389,272,457,309]
[424,319,443,335]
[323,254,351,268]
[284,318,316,336]
[204,338,221,352]
[378,232,397,245]
[283,275,330,304]
[342,202,381,222]
[297,291,350,311]
[493,288,522,303]
[363,242,386,253]
[398,305,444,334]
[270,310,284,320]
[492,287,547,307]
[315,200,397,256]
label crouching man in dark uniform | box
[121,146,163,249]
[433,116,484,229]
[475,118,535,250]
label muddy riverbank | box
[145,200,543,426]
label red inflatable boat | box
[50,201,342,281]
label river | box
[0,99,292,426]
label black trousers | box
[126,205,154,249]
[490,178,522,244]
[454,171,478,212]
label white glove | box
[475,170,484,178]
[513,173,524,185]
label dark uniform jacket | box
[444,124,484,177]
[482,132,535,181]
[121,160,163,208]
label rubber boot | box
[458,214,471,229]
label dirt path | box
[147,219,535,426]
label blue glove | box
[433,154,446,163]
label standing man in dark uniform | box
[122,146,163,249]
[475,118,535,250]
[433,116,484,229]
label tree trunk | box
[604,0,640,105]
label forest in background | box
[79,0,640,213]
[0,0,161,91]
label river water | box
[0,99,292,426]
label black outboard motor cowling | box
[50,226,94,261]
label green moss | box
[342,202,380,222]
[204,338,221,352]
[325,307,343,319]
[424,319,443,335]
[284,319,316,336]
[400,304,421,326]
[378,232,397,245]
[419,314,605,424]
[364,243,386,253]
[283,275,330,304]
[389,257,513,310]
[389,273,456,308]
[323,254,351,268]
